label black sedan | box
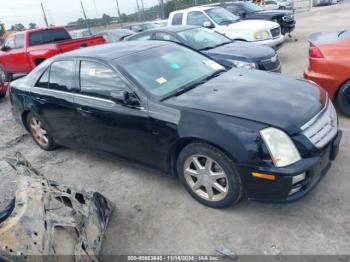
[221,2,295,35]
[127,26,281,72]
[10,42,341,208]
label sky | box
[0,0,159,28]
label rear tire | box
[0,92,5,99]
[336,81,350,117]
[177,142,243,208]
[27,112,58,151]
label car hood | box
[164,69,325,134]
[247,10,293,18]
[227,19,280,31]
[203,41,275,62]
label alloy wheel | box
[183,155,229,202]
[29,117,49,147]
[0,68,5,84]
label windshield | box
[205,7,240,25]
[177,28,231,50]
[242,2,264,12]
[115,45,224,98]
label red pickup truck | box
[0,27,105,83]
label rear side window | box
[172,13,183,25]
[29,29,71,46]
[128,32,152,41]
[36,68,50,88]
[154,32,179,42]
[187,11,210,26]
[79,61,128,99]
[15,34,25,49]
[48,61,75,91]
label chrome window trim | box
[31,86,145,110]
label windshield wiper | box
[338,30,346,37]
[200,42,230,51]
[163,70,226,100]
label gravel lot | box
[0,2,350,256]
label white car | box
[168,6,284,49]
[263,0,294,10]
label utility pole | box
[136,0,141,21]
[80,1,91,34]
[159,0,165,19]
[140,0,145,21]
[41,2,49,27]
[115,0,121,21]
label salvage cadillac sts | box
[10,42,342,208]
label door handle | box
[35,96,47,103]
[76,107,92,115]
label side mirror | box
[1,46,9,52]
[203,21,214,29]
[110,90,130,104]
[238,11,247,18]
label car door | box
[1,35,15,72]
[31,59,84,147]
[12,33,30,73]
[186,11,214,28]
[74,59,153,164]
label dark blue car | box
[127,25,281,72]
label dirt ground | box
[0,2,350,256]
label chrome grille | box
[301,101,338,149]
[259,55,281,71]
[270,27,281,38]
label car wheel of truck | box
[27,112,57,151]
[336,81,350,117]
[0,65,12,83]
[177,143,243,208]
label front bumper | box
[255,35,285,50]
[239,130,342,203]
[281,21,296,34]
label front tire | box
[177,143,243,208]
[336,80,350,117]
[27,112,57,151]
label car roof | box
[58,41,171,61]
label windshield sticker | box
[170,63,180,70]
[204,60,224,71]
[89,68,96,76]
[156,77,167,85]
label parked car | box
[69,29,94,39]
[304,31,350,117]
[127,25,281,72]
[219,2,295,35]
[314,0,335,6]
[168,6,284,50]
[263,0,294,10]
[96,29,135,43]
[10,41,341,208]
[0,27,105,81]
[123,21,165,32]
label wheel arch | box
[168,137,238,177]
[21,110,31,132]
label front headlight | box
[260,127,301,167]
[229,60,256,69]
[254,31,271,40]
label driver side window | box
[79,60,128,100]
[187,11,210,26]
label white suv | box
[168,6,284,49]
